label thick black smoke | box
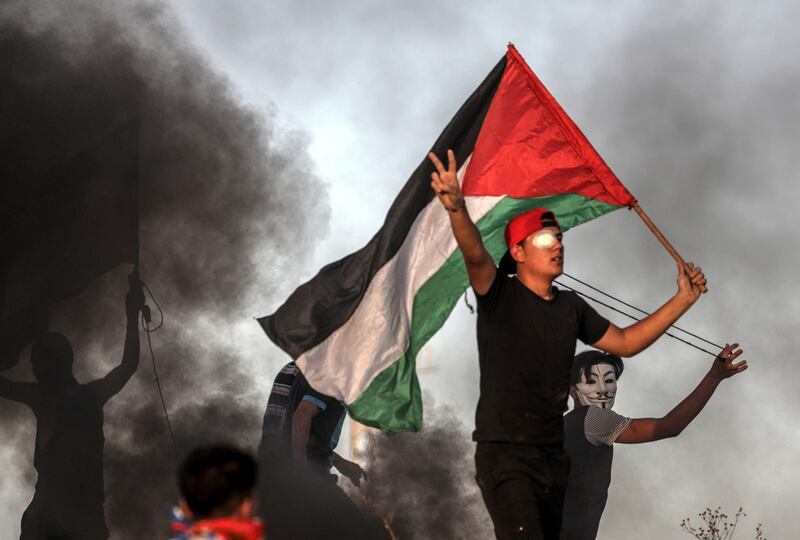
[103,393,263,536]
[1,0,328,537]
[359,398,493,539]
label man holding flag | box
[261,44,712,538]
[427,149,706,539]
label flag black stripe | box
[260,55,508,359]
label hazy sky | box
[3,1,798,538]
[167,1,799,537]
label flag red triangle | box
[462,44,636,208]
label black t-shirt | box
[561,406,614,540]
[473,272,609,445]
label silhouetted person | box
[0,277,144,540]
[259,363,384,540]
[169,444,263,540]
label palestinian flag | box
[260,45,636,432]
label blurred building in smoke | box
[349,349,437,465]
[350,420,376,466]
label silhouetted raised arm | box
[0,375,38,406]
[91,276,144,404]
[0,309,47,406]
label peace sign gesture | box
[428,149,465,213]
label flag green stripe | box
[348,193,623,431]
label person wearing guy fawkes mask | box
[561,345,748,540]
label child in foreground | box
[170,444,264,540]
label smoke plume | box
[1,0,328,537]
[360,397,493,539]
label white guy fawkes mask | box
[575,363,618,409]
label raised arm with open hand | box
[709,342,748,381]
[617,342,747,444]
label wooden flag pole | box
[632,203,708,293]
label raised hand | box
[428,149,464,213]
[676,261,707,303]
[711,342,748,381]
[126,274,146,320]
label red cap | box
[499,208,560,274]
[504,208,560,248]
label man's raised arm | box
[428,149,496,295]
[91,275,143,403]
[593,262,707,357]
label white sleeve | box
[584,406,631,446]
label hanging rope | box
[463,289,475,314]
[560,272,723,350]
[141,281,164,331]
[553,279,719,358]
[461,271,724,358]
[140,281,178,458]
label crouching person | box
[170,445,263,540]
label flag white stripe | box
[297,156,503,403]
